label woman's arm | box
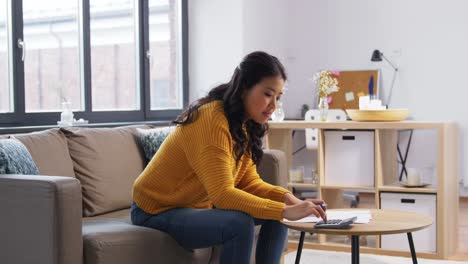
[190,144,287,220]
[283,192,327,208]
[237,159,289,202]
[282,193,328,221]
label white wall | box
[189,0,468,194]
[188,0,289,101]
[188,0,244,102]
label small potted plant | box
[301,104,309,119]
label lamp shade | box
[371,50,383,61]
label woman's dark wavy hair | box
[173,51,287,164]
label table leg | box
[295,231,305,264]
[407,232,418,264]
[351,235,360,264]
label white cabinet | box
[324,130,374,186]
[380,192,437,252]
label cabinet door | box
[324,130,374,186]
[380,192,437,252]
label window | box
[22,0,81,112]
[148,0,183,110]
[90,0,138,111]
[0,0,10,113]
[0,0,187,126]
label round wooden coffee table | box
[282,209,433,264]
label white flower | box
[314,70,340,98]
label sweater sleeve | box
[237,158,290,202]
[191,145,285,220]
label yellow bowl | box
[346,109,409,122]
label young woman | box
[131,51,327,264]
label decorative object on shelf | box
[400,182,431,188]
[371,49,399,108]
[57,102,89,127]
[311,169,318,184]
[301,104,309,118]
[346,108,409,122]
[271,101,285,121]
[317,97,329,122]
[289,166,304,183]
[406,167,423,186]
[359,94,386,110]
[313,70,340,121]
[59,101,74,127]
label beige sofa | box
[0,125,288,264]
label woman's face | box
[243,76,284,124]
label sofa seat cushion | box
[83,220,213,264]
[83,208,131,223]
[61,125,149,216]
[12,129,75,177]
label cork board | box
[327,70,379,110]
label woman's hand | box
[305,198,327,212]
[283,193,327,211]
[282,200,327,221]
[282,192,303,205]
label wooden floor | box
[286,195,468,261]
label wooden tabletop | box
[282,209,433,236]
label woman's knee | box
[222,210,255,239]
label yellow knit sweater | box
[132,100,289,220]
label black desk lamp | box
[373,50,409,181]
[371,49,399,108]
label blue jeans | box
[131,202,287,264]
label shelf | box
[319,185,376,192]
[268,120,448,130]
[288,183,319,189]
[378,185,437,194]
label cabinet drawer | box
[380,192,436,252]
[324,130,374,187]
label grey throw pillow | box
[137,126,175,162]
[0,139,40,175]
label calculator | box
[314,216,357,229]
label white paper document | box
[283,210,372,224]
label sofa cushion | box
[61,125,149,216]
[83,208,131,223]
[13,129,76,177]
[136,126,175,162]
[82,221,212,264]
[0,139,40,175]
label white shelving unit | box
[266,121,458,259]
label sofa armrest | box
[0,175,83,264]
[257,149,288,189]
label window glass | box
[0,0,11,112]
[23,0,81,112]
[149,0,182,110]
[90,0,138,111]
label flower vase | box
[60,102,74,126]
[271,101,285,121]
[318,97,329,121]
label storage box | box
[324,130,374,186]
[380,192,436,252]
